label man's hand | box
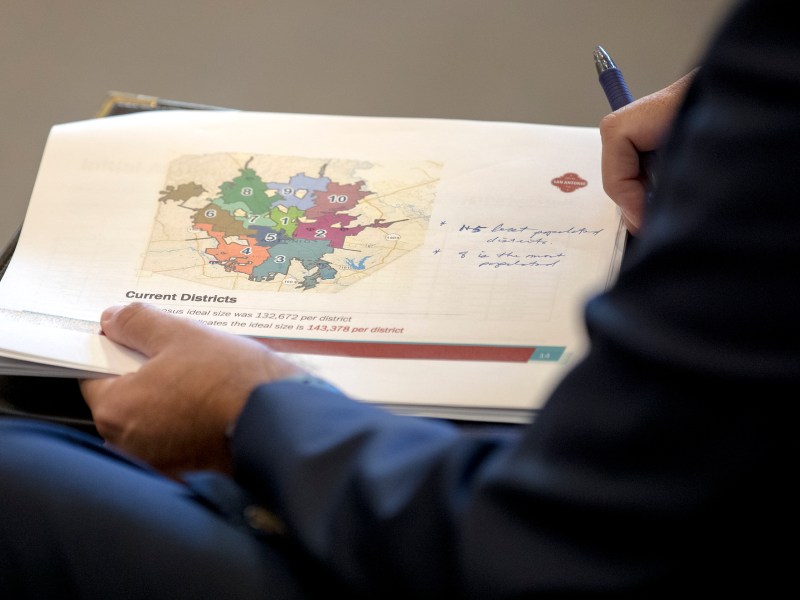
[79,303,304,478]
[600,70,697,234]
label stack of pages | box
[0,110,625,422]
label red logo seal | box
[551,172,587,193]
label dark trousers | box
[0,418,328,599]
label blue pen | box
[593,45,657,198]
[593,45,635,110]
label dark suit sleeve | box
[231,380,518,596]
[230,1,799,596]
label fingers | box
[599,109,648,233]
[79,375,128,441]
[79,375,119,410]
[598,70,698,234]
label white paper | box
[0,110,625,421]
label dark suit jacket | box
[229,1,799,595]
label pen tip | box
[593,45,615,73]
[594,45,609,58]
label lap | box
[0,418,327,599]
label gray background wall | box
[1,0,733,247]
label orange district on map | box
[253,338,536,362]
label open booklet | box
[0,110,625,423]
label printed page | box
[0,110,625,420]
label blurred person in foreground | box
[1,0,796,597]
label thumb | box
[99,302,199,358]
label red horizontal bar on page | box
[252,337,537,362]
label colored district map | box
[144,153,439,291]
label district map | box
[143,153,440,292]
